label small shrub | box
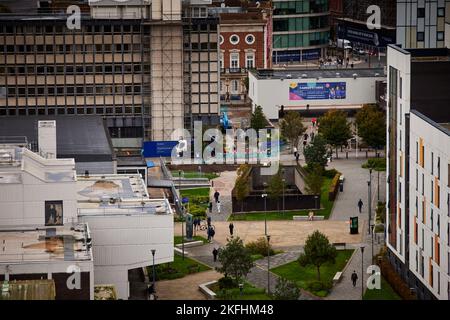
[328,172,341,201]
[274,278,300,300]
[246,237,275,257]
[307,280,332,294]
[218,276,236,289]
[323,168,339,179]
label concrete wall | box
[75,161,116,175]
[248,72,386,119]
[78,213,173,299]
[408,112,450,300]
[446,22,450,48]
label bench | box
[293,215,325,221]
[175,240,204,248]
[332,242,346,250]
[333,272,343,284]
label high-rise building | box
[0,0,220,146]
[386,44,450,300]
[272,0,330,64]
[396,0,450,49]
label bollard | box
[346,151,348,159]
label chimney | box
[38,120,57,159]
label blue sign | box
[142,141,178,157]
[182,197,189,204]
[289,82,346,101]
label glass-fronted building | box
[273,0,330,63]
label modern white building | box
[0,132,173,299]
[386,44,450,300]
[248,68,386,120]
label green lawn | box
[174,235,208,245]
[150,254,210,281]
[229,176,334,221]
[174,171,219,180]
[209,281,271,300]
[180,188,210,198]
[271,249,354,297]
[363,276,402,300]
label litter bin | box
[339,175,345,192]
[349,216,358,234]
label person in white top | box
[216,200,221,214]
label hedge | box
[328,172,341,201]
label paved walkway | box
[209,171,236,221]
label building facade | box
[272,0,330,63]
[396,0,450,49]
[386,44,450,300]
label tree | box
[216,237,254,283]
[250,105,269,131]
[303,164,324,195]
[298,230,337,281]
[273,278,301,300]
[355,104,386,152]
[318,110,352,158]
[303,135,328,169]
[234,164,251,212]
[280,111,306,149]
[267,166,286,212]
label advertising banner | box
[289,82,346,100]
[142,141,178,157]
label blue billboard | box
[289,82,346,100]
[142,141,178,157]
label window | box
[437,32,444,41]
[219,52,224,69]
[431,152,434,175]
[245,34,255,45]
[422,173,424,195]
[219,35,224,45]
[229,34,240,45]
[431,180,434,204]
[399,77,402,98]
[437,157,440,179]
[45,200,63,226]
[437,8,445,17]
[417,32,425,41]
[417,8,425,18]
[416,169,418,191]
[231,80,239,94]
[416,141,418,163]
[245,52,255,69]
[230,52,239,69]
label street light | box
[179,170,185,260]
[281,169,286,216]
[266,235,271,295]
[377,170,380,202]
[360,246,365,300]
[239,283,244,296]
[262,193,268,236]
[151,249,156,297]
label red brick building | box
[216,1,272,106]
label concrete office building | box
[248,67,386,119]
[272,0,330,63]
[396,0,450,49]
[0,0,220,146]
[386,44,450,300]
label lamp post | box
[151,249,156,297]
[368,168,372,235]
[266,235,271,295]
[282,178,286,216]
[179,170,185,260]
[360,246,365,300]
[377,170,380,202]
[262,193,268,236]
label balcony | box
[221,68,247,74]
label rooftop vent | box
[301,74,307,78]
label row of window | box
[219,34,255,46]
[0,24,141,34]
[273,31,329,49]
[5,85,142,97]
[273,16,328,32]
[219,52,255,69]
[417,7,446,18]
[0,106,143,116]
[273,0,328,15]
[190,42,218,51]
[416,31,445,42]
[0,64,143,75]
[0,43,141,54]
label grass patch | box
[209,281,271,300]
[175,171,219,180]
[150,254,210,281]
[271,249,354,297]
[363,276,402,300]
[229,176,334,221]
[251,254,264,261]
[180,188,210,198]
[174,235,208,245]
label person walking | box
[357,199,364,213]
[229,222,234,236]
[351,271,358,287]
[216,200,221,214]
[214,190,220,203]
[208,201,213,214]
[212,248,218,262]
[295,152,300,162]
[207,215,211,227]
[209,227,215,242]
[293,146,298,159]
[207,227,212,242]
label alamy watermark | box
[366,5,381,30]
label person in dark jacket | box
[351,271,358,287]
[229,222,234,236]
[214,190,220,203]
[358,199,363,213]
[212,248,218,262]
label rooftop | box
[410,110,450,137]
[251,68,386,80]
[0,224,92,264]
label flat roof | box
[251,68,385,80]
[0,224,92,264]
[0,116,115,162]
[410,109,450,137]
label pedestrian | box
[310,132,315,140]
[214,190,220,203]
[229,222,234,236]
[351,271,358,287]
[304,133,308,141]
[293,146,298,158]
[208,201,213,214]
[207,215,211,227]
[295,153,300,162]
[207,227,212,242]
[217,200,221,214]
[357,199,363,213]
[212,248,218,262]
[209,227,215,242]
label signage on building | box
[142,141,178,157]
[337,23,395,47]
[289,82,347,100]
